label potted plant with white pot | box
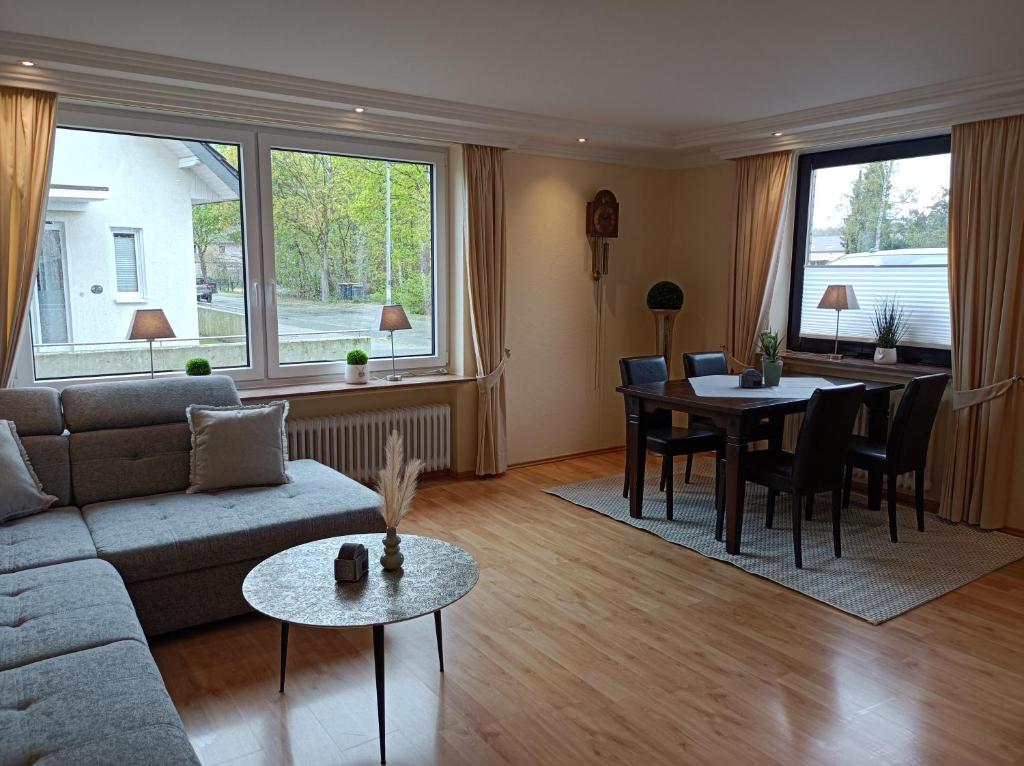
[345,348,369,383]
[872,297,909,365]
[759,328,783,387]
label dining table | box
[616,374,905,555]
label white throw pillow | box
[186,401,291,493]
[0,420,58,523]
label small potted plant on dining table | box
[759,328,783,386]
[872,296,909,365]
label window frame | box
[110,227,146,300]
[787,135,952,368]
[256,129,448,380]
[12,104,450,389]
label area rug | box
[545,468,1024,623]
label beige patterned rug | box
[545,468,1024,624]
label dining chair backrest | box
[792,383,865,491]
[619,356,671,428]
[887,373,949,471]
[683,352,729,379]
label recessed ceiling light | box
[19,60,35,67]
[577,137,588,143]
[354,107,366,113]
[772,131,784,137]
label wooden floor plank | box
[151,452,1024,765]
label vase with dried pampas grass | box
[376,431,424,571]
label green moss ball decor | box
[646,281,685,311]
[185,358,212,376]
[346,349,369,366]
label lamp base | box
[826,353,844,362]
[386,374,403,382]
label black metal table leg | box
[373,624,386,764]
[434,610,444,673]
[279,621,289,694]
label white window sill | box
[114,296,148,304]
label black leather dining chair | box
[619,356,721,520]
[842,373,949,542]
[731,383,865,569]
[682,351,781,483]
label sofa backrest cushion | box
[0,387,71,505]
[62,376,241,506]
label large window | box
[788,136,952,365]
[17,109,447,385]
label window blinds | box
[113,232,140,293]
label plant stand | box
[651,309,681,373]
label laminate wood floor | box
[151,452,1024,766]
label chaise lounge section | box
[0,377,385,764]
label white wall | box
[42,130,202,348]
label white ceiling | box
[2,0,1023,136]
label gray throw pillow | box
[186,401,291,493]
[0,420,58,523]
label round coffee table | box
[242,533,479,764]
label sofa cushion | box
[0,559,144,672]
[0,640,199,766]
[69,423,192,506]
[0,388,63,437]
[61,375,239,432]
[0,508,96,576]
[186,401,291,493]
[83,459,383,584]
[19,435,71,508]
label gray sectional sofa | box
[0,376,384,765]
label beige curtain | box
[727,151,794,366]
[1,86,57,386]
[464,145,508,475]
[940,115,1024,528]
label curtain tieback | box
[951,375,1023,411]
[476,349,510,394]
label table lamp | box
[377,304,412,381]
[128,309,176,378]
[817,285,859,361]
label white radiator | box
[287,404,451,482]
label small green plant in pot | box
[872,296,908,365]
[759,328,783,387]
[345,348,369,384]
[185,358,212,376]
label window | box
[788,136,952,366]
[112,229,144,296]
[18,109,447,386]
[26,123,251,381]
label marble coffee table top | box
[242,533,479,628]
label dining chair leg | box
[887,472,899,543]
[684,454,693,484]
[792,493,803,569]
[665,456,674,521]
[915,468,925,532]
[765,488,777,528]
[842,464,853,508]
[804,494,815,521]
[660,457,669,492]
[623,447,631,499]
[831,488,842,558]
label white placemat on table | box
[688,374,836,399]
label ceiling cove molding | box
[1,31,1023,168]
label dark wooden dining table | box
[616,375,904,555]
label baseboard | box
[510,446,626,470]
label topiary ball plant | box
[646,281,685,311]
[346,349,369,366]
[185,358,212,376]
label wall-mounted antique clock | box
[586,189,619,280]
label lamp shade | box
[817,284,860,311]
[128,309,176,341]
[377,304,412,332]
